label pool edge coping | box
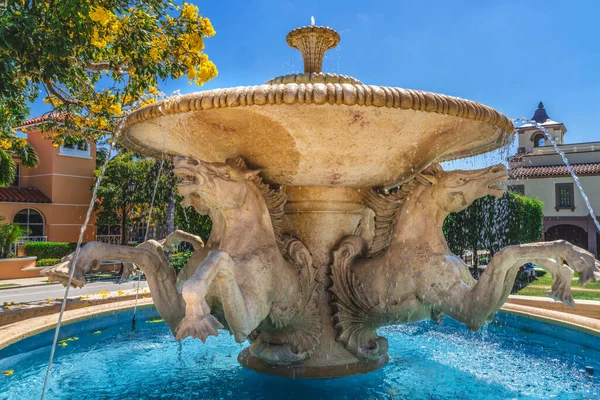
[1,299,599,352]
[500,303,600,338]
[0,298,154,351]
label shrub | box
[35,258,62,267]
[444,191,544,263]
[170,251,192,272]
[24,242,76,259]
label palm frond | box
[13,142,39,168]
[0,149,16,187]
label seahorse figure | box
[329,163,600,360]
[173,155,321,363]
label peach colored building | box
[0,115,97,243]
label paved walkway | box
[0,280,149,304]
[0,277,52,288]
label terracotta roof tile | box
[509,163,600,178]
[17,113,64,128]
[0,187,52,203]
[508,151,533,162]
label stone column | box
[241,186,387,378]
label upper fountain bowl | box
[120,25,514,188]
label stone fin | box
[328,235,388,360]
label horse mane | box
[225,156,287,250]
[363,163,443,256]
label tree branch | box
[43,79,83,106]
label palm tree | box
[0,216,28,258]
[0,143,39,187]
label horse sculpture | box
[43,155,321,365]
[329,163,600,360]
[172,155,321,363]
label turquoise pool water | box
[0,309,599,399]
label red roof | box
[17,113,64,128]
[508,151,533,162]
[509,163,600,178]
[0,187,52,203]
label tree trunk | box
[166,186,176,234]
[121,207,128,245]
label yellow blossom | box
[181,3,198,20]
[96,118,108,130]
[89,6,116,27]
[90,103,103,113]
[200,18,216,37]
[43,97,63,107]
[149,48,161,62]
[91,28,108,48]
[108,103,122,115]
[0,139,12,150]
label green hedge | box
[36,258,62,267]
[444,191,544,261]
[24,242,76,259]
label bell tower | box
[517,102,567,153]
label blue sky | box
[30,0,600,150]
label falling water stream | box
[39,93,168,400]
[40,132,120,400]
[513,118,600,234]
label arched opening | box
[545,224,588,250]
[13,208,45,238]
[533,133,545,147]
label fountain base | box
[238,349,388,378]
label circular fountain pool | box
[1,308,598,400]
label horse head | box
[419,163,508,213]
[173,155,260,210]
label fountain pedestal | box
[239,186,387,377]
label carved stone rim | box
[286,25,340,49]
[265,73,362,85]
[120,83,515,160]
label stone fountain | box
[44,25,600,378]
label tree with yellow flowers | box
[0,1,217,186]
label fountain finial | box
[286,25,340,73]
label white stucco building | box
[508,103,600,257]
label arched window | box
[13,209,45,237]
[533,133,545,147]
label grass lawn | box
[529,270,600,289]
[0,283,19,288]
[516,270,600,300]
[516,285,600,301]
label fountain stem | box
[286,26,340,73]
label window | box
[533,133,545,147]
[11,165,20,187]
[13,208,45,237]
[97,225,121,235]
[59,139,91,158]
[555,183,575,211]
[508,185,524,195]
